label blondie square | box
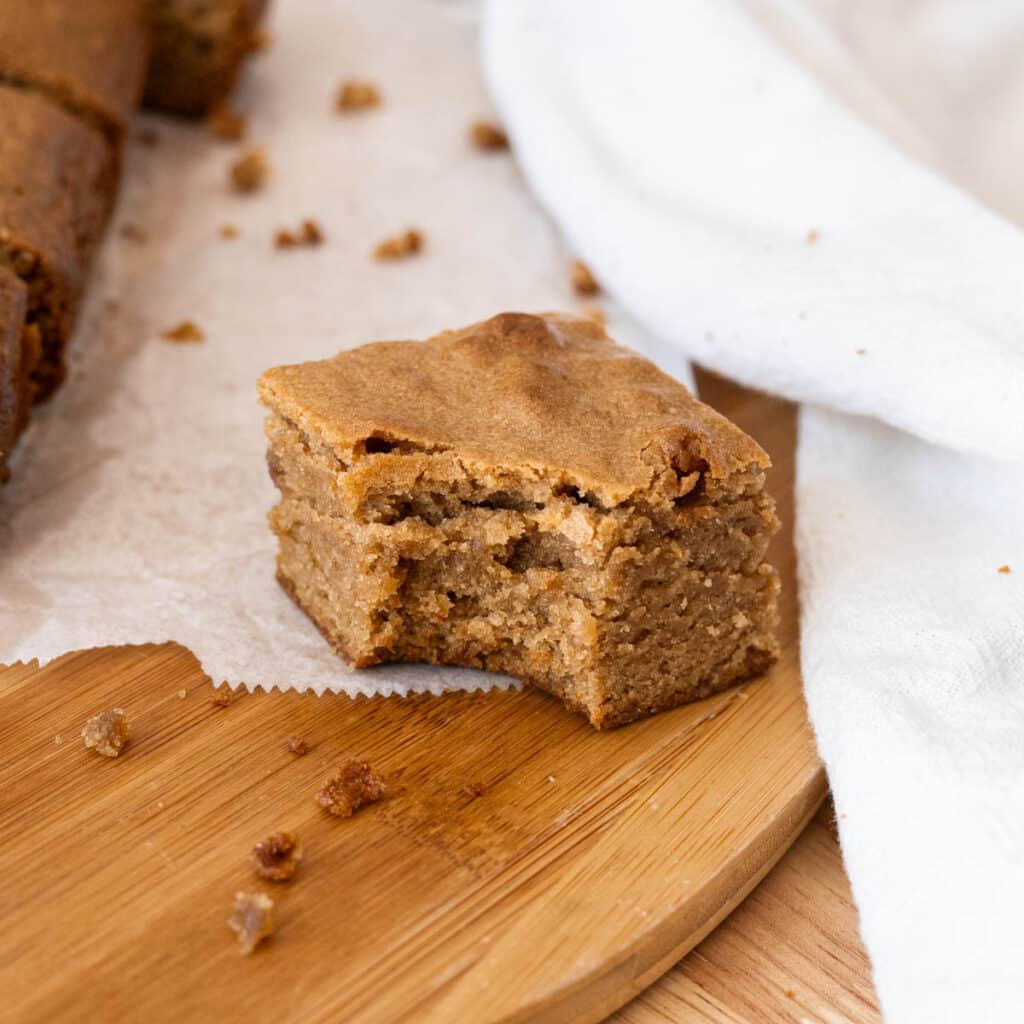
[0,84,117,401]
[258,313,780,728]
[0,266,30,482]
[143,0,268,116]
[0,0,149,148]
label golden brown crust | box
[0,0,149,145]
[258,312,770,508]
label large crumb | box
[998,565,1011,574]
[373,229,423,262]
[570,259,600,296]
[251,832,302,881]
[336,79,381,112]
[288,736,309,756]
[317,760,387,817]
[228,892,274,955]
[230,147,269,193]
[161,321,205,344]
[275,219,324,249]
[208,106,247,141]
[469,119,509,151]
[81,709,130,758]
[211,687,237,707]
[461,781,486,799]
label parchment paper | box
[0,0,676,696]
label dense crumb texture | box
[228,891,274,955]
[335,79,381,112]
[250,832,301,881]
[373,229,422,261]
[230,147,268,193]
[0,84,116,401]
[316,761,387,817]
[259,312,780,729]
[81,708,130,757]
[0,0,149,146]
[0,268,30,482]
[144,0,268,116]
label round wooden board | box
[0,374,824,1024]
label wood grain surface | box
[0,376,828,1023]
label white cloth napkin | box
[482,2,1024,1022]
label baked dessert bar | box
[0,267,30,483]
[143,0,268,116]
[0,0,149,148]
[259,313,780,729]
[0,84,117,401]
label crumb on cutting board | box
[228,892,274,955]
[81,708,129,758]
[251,832,302,882]
[317,760,387,817]
[288,736,309,756]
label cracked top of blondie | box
[257,312,769,507]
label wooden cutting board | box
[0,373,825,1024]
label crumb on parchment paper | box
[275,219,324,249]
[230,147,268,193]
[161,321,205,344]
[469,119,508,151]
[373,229,422,262]
[570,259,600,296]
[336,79,381,112]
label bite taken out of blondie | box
[258,313,780,729]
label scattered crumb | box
[288,736,309,756]
[219,223,240,240]
[248,28,272,54]
[81,708,129,758]
[806,229,820,244]
[208,106,247,141]
[161,321,205,344]
[785,989,796,999]
[136,127,160,148]
[251,831,302,882]
[461,781,486,799]
[570,259,600,296]
[230,147,268,193]
[855,347,866,356]
[547,774,556,783]
[119,222,148,243]
[177,688,188,700]
[54,734,63,744]
[228,891,274,955]
[211,687,236,708]
[581,305,605,329]
[275,219,324,249]
[469,119,509,151]
[997,565,1011,574]
[373,228,423,261]
[317,760,387,817]
[336,79,381,112]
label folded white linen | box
[482,2,1024,1020]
